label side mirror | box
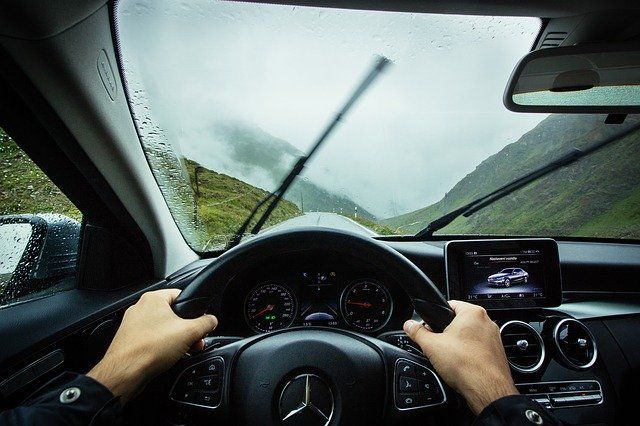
[0,214,80,305]
[504,43,640,113]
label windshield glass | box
[115,1,640,251]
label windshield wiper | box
[226,56,391,249]
[415,119,640,238]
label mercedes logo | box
[279,374,334,425]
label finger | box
[447,299,475,313]
[187,314,218,338]
[155,288,182,304]
[403,320,440,355]
[190,339,206,353]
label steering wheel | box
[169,228,455,425]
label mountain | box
[211,122,376,219]
[383,114,640,239]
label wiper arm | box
[226,56,391,249]
[416,120,640,238]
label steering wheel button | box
[415,367,431,380]
[418,380,439,396]
[396,361,415,376]
[173,390,195,403]
[197,376,220,391]
[398,376,418,392]
[196,391,220,407]
[203,359,223,376]
[397,393,427,408]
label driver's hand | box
[87,289,218,403]
[403,300,518,415]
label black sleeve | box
[0,372,123,426]
[473,395,563,426]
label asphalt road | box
[262,212,377,237]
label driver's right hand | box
[403,300,518,414]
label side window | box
[0,127,82,307]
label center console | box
[516,380,603,409]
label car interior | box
[1,0,640,425]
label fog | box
[117,0,546,218]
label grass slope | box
[384,115,640,239]
[0,129,81,220]
[0,128,301,250]
[185,159,301,249]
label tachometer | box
[341,279,392,332]
[244,283,297,333]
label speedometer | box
[341,279,392,332]
[244,283,297,333]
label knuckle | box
[407,322,421,339]
[473,305,488,318]
[138,292,152,303]
[124,304,138,316]
[187,322,204,339]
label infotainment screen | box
[445,239,562,309]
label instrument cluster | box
[221,252,412,336]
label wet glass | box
[0,223,32,288]
[115,1,640,248]
[1,127,81,306]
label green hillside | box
[0,129,81,220]
[384,115,640,239]
[185,159,301,249]
[1,128,300,251]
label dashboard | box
[177,237,640,425]
[217,251,413,336]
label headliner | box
[1,0,640,40]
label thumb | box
[186,314,218,340]
[403,320,440,357]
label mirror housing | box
[504,43,640,114]
[0,214,80,305]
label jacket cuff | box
[22,372,122,425]
[474,395,562,425]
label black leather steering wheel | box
[168,228,455,425]
[174,227,454,331]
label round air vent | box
[500,320,545,373]
[553,319,597,370]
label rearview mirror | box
[504,43,640,113]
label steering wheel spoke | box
[166,337,245,425]
[370,338,450,423]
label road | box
[262,212,377,237]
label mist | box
[117,0,546,218]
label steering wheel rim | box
[173,227,454,332]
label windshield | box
[115,1,640,251]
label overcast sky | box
[117,0,546,218]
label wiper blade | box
[226,56,391,249]
[415,119,640,238]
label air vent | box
[553,319,597,370]
[539,31,567,49]
[500,321,545,373]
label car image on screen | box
[487,268,529,287]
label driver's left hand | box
[87,289,218,403]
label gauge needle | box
[252,304,275,319]
[347,300,372,308]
